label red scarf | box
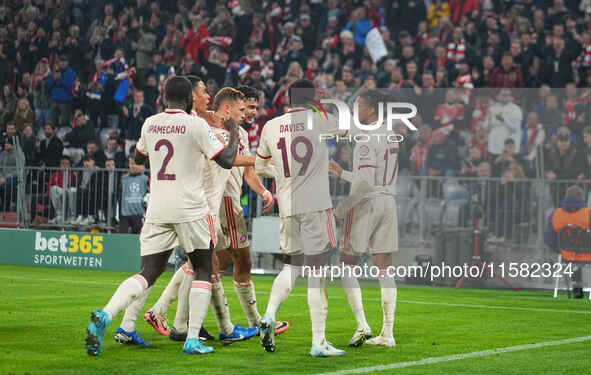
[527,124,540,154]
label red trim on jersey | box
[191,280,212,290]
[224,197,239,249]
[181,263,194,275]
[326,209,337,248]
[358,164,377,169]
[133,274,148,290]
[206,213,216,247]
[135,147,148,157]
[256,152,271,159]
[286,107,306,113]
[209,146,226,160]
[164,109,187,114]
[344,209,354,249]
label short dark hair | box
[82,154,94,162]
[186,75,204,91]
[504,138,515,145]
[165,76,193,104]
[44,122,55,129]
[288,79,315,106]
[237,86,259,101]
[60,155,71,163]
[357,89,383,114]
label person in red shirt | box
[48,156,77,224]
[180,15,210,64]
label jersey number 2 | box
[155,139,176,181]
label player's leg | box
[169,261,193,341]
[85,249,172,356]
[365,252,396,347]
[365,199,398,347]
[259,253,303,353]
[306,209,344,357]
[341,253,371,347]
[340,206,372,346]
[143,259,191,336]
[182,246,216,354]
[230,246,262,327]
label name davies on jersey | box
[280,122,305,133]
[33,231,104,268]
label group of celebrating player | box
[84,75,400,358]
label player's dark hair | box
[288,79,315,106]
[186,75,204,91]
[213,87,245,111]
[357,89,383,114]
[165,76,193,107]
[237,86,259,101]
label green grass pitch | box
[1,264,590,375]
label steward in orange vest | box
[544,186,591,262]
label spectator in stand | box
[426,129,458,177]
[133,25,157,88]
[63,110,95,166]
[121,89,154,157]
[119,156,149,234]
[46,55,76,128]
[14,99,35,132]
[180,14,210,64]
[540,94,564,137]
[493,139,527,177]
[410,125,432,175]
[488,52,524,96]
[581,126,591,154]
[485,89,523,157]
[21,125,38,167]
[343,7,371,46]
[82,140,106,168]
[522,111,545,171]
[460,146,486,178]
[428,0,451,29]
[544,37,582,88]
[32,58,52,130]
[0,137,24,211]
[35,122,63,168]
[74,154,99,226]
[545,127,585,182]
[48,156,77,225]
[104,136,127,169]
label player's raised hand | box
[329,160,343,177]
[262,190,274,215]
[222,117,236,131]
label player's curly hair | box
[213,87,245,111]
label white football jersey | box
[136,109,225,223]
[256,108,340,217]
[352,136,399,197]
[222,126,250,206]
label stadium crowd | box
[1,0,591,229]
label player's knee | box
[187,249,213,282]
[139,250,172,286]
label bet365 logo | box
[34,232,103,254]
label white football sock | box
[211,275,234,335]
[151,264,187,316]
[120,286,152,332]
[103,274,148,320]
[187,280,211,339]
[234,280,261,327]
[342,273,369,330]
[308,275,328,347]
[172,267,193,332]
[264,264,301,320]
[378,273,397,337]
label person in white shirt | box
[329,90,399,348]
[84,76,240,356]
[485,89,523,156]
[255,79,345,357]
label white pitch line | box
[2,275,590,315]
[312,335,591,375]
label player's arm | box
[212,118,239,169]
[244,166,274,214]
[234,155,255,166]
[254,124,274,177]
[135,127,149,165]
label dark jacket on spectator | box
[65,122,95,149]
[121,104,154,141]
[545,146,585,180]
[426,138,458,173]
[36,135,64,168]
